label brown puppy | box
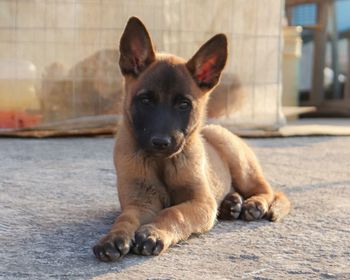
[93,17,291,262]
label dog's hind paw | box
[218,192,243,220]
[93,231,133,262]
[241,196,268,221]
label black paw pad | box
[93,234,132,262]
[218,192,243,220]
[133,231,164,256]
[241,200,266,221]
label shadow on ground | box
[2,210,153,279]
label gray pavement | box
[0,136,349,279]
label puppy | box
[93,17,290,262]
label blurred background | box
[285,0,350,117]
[0,0,349,137]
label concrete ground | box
[0,136,349,280]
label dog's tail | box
[265,192,291,222]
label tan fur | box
[93,17,290,262]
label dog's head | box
[119,17,227,158]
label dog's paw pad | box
[241,198,268,221]
[133,226,166,256]
[93,233,132,262]
[218,192,243,220]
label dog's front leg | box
[133,192,217,256]
[93,180,166,262]
[93,205,156,261]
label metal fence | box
[0,0,285,134]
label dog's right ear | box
[119,17,156,77]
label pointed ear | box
[119,17,156,77]
[186,34,228,90]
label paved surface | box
[0,136,349,279]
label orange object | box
[0,111,42,129]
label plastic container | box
[282,26,303,107]
[0,59,41,128]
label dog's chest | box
[154,158,197,206]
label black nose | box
[151,136,171,150]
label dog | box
[93,17,291,262]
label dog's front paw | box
[241,197,268,221]
[218,192,243,220]
[133,225,170,256]
[93,231,133,262]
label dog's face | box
[128,61,195,157]
[119,17,227,158]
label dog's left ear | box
[119,17,156,77]
[186,34,227,91]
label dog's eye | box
[177,100,191,111]
[139,96,153,106]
